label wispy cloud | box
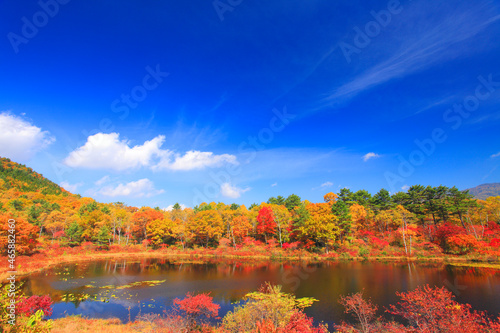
[60,181,83,193]
[312,181,333,190]
[363,152,380,162]
[271,182,278,187]
[97,178,164,198]
[95,175,110,186]
[491,152,500,158]
[321,1,500,107]
[220,182,250,199]
[413,95,457,115]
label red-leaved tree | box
[257,206,276,242]
[336,291,378,333]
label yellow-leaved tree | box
[187,210,224,247]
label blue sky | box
[0,0,499,209]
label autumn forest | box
[1,157,499,259]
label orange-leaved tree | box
[0,214,39,255]
[131,208,164,243]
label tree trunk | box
[402,227,408,256]
[278,226,282,247]
[409,235,412,255]
[113,219,116,243]
[467,210,478,239]
[458,212,467,230]
[231,228,236,248]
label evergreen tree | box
[332,200,352,241]
[285,194,301,211]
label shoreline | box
[2,250,499,281]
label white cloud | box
[271,182,278,187]
[155,150,237,171]
[220,182,250,199]
[95,175,110,186]
[98,178,164,198]
[164,204,187,211]
[363,152,380,162]
[60,181,83,193]
[64,132,237,171]
[402,185,410,191]
[0,112,55,161]
[64,133,165,171]
[491,152,500,158]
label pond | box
[21,258,500,327]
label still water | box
[22,259,500,326]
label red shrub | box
[303,240,315,250]
[218,237,232,248]
[416,241,443,255]
[282,242,301,251]
[446,234,479,254]
[173,292,220,326]
[267,238,279,248]
[368,236,389,249]
[254,312,328,333]
[388,285,494,332]
[486,221,500,231]
[435,223,467,247]
[489,238,500,248]
[53,230,65,239]
[81,241,96,251]
[357,230,375,239]
[243,237,263,247]
[17,295,53,317]
[284,311,329,332]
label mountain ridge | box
[466,183,500,200]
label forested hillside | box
[0,158,499,259]
[0,157,64,195]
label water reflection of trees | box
[20,259,500,323]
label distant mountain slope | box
[0,157,65,195]
[467,183,500,200]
